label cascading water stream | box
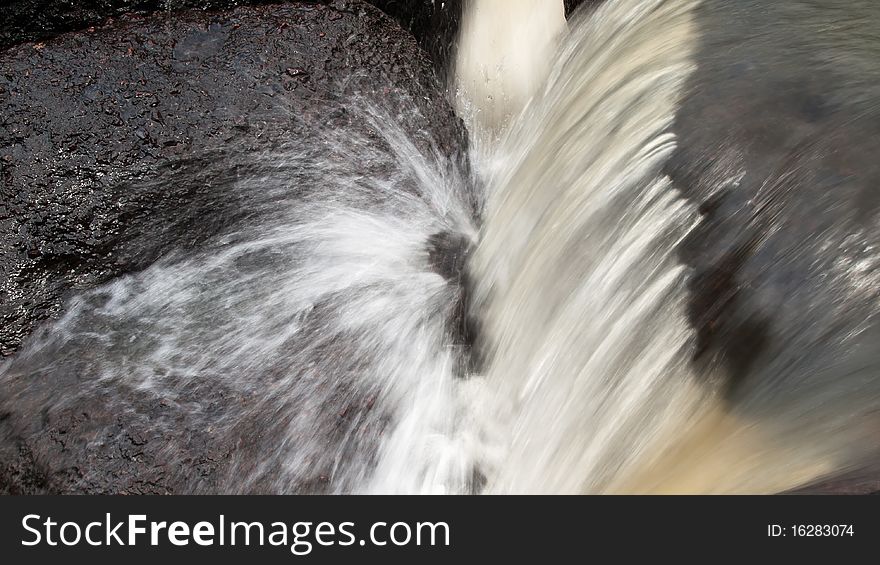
[464,0,880,493]
[467,0,711,494]
[3,0,878,494]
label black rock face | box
[667,1,880,489]
[1,0,462,67]
[0,1,469,493]
[564,0,597,17]
[2,1,603,77]
[669,0,880,402]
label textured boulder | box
[1,0,461,64]
[0,1,468,493]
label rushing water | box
[470,0,705,494]
[466,0,880,493]
[0,101,483,494]
[3,0,880,493]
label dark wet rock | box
[789,464,880,495]
[1,0,461,70]
[426,230,471,283]
[666,1,880,492]
[669,1,880,407]
[0,1,468,493]
[426,230,481,375]
[370,0,460,74]
[565,0,600,17]
[2,2,599,78]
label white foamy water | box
[0,102,485,494]
[462,0,878,493]
[467,0,709,493]
[453,0,567,148]
[0,0,760,495]
[4,0,877,494]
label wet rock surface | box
[2,1,599,79]
[1,1,462,68]
[668,1,880,492]
[670,1,880,401]
[0,1,468,493]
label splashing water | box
[4,0,879,494]
[0,101,485,493]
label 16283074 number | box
[792,525,853,537]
